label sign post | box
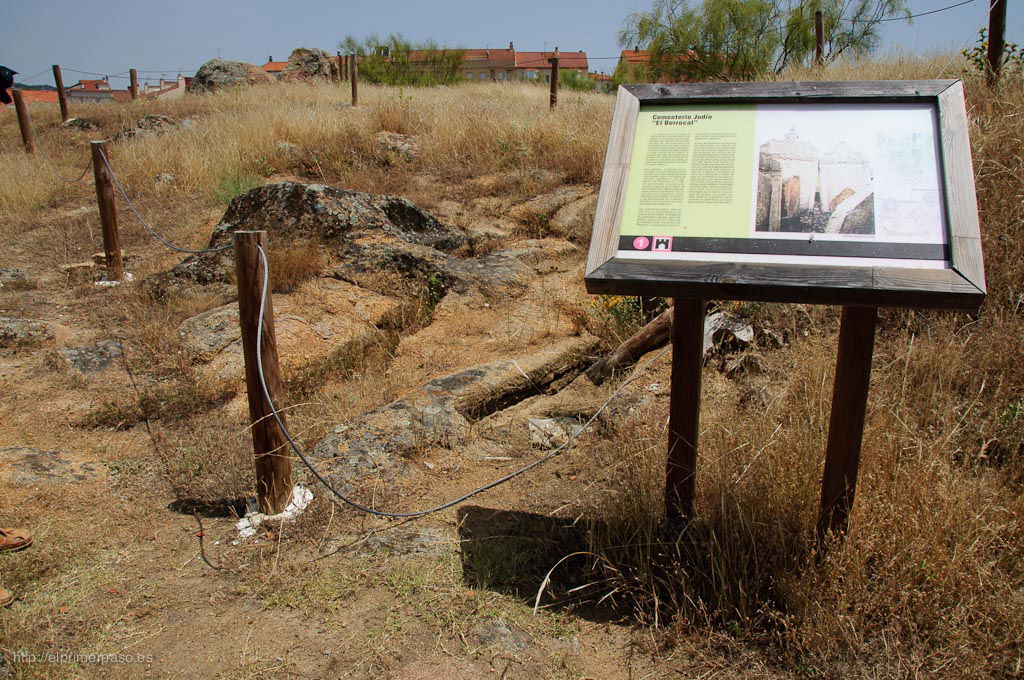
[587,81,985,544]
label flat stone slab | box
[0,318,54,349]
[59,340,123,372]
[178,277,403,387]
[0,447,101,485]
[313,336,599,491]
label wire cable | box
[99,149,232,255]
[254,243,665,518]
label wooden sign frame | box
[586,80,985,310]
[585,81,986,544]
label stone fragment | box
[0,447,100,485]
[360,527,452,556]
[0,318,54,349]
[376,131,419,163]
[468,618,526,654]
[527,416,583,449]
[0,268,32,289]
[61,117,97,130]
[59,340,123,372]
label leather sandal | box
[0,528,33,552]
[0,587,12,607]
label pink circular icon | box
[632,236,650,250]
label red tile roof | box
[73,79,112,91]
[515,51,588,70]
[8,89,58,104]
[590,72,612,81]
[461,49,515,62]
[262,61,288,73]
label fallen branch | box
[585,306,673,386]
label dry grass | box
[560,64,1024,678]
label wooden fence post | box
[986,0,1007,86]
[90,141,124,282]
[233,231,294,515]
[12,90,36,154]
[350,55,359,106]
[665,298,705,522]
[814,11,824,65]
[817,306,877,544]
[336,51,344,82]
[52,65,70,122]
[129,69,139,100]
[548,56,560,109]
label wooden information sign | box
[585,81,985,541]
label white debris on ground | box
[94,272,135,287]
[235,484,313,539]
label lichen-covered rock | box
[153,182,466,289]
[280,47,339,82]
[59,340,123,372]
[61,117,96,130]
[0,268,32,289]
[0,318,54,349]
[376,132,419,163]
[187,59,274,94]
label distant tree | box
[558,70,599,92]
[618,0,909,82]
[339,33,465,86]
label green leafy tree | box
[618,0,909,82]
[338,33,465,86]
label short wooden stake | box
[548,56,560,109]
[52,65,70,122]
[986,0,1007,86]
[665,298,705,522]
[129,68,138,100]
[350,55,359,106]
[12,90,36,154]
[336,51,344,82]
[90,141,124,282]
[234,231,294,515]
[817,306,877,544]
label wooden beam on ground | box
[586,306,673,386]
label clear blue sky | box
[7,0,1022,86]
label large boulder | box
[187,59,274,93]
[280,47,339,82]
[155,182,467,288]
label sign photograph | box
[586,81,985,310]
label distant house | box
[403,43,588,83]
[67,79,132,104]
[514,50,588,83]
[143,75,193,100]
[261,57,288,79]
[616,48,696,83]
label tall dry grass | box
[566,62,1024,678]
